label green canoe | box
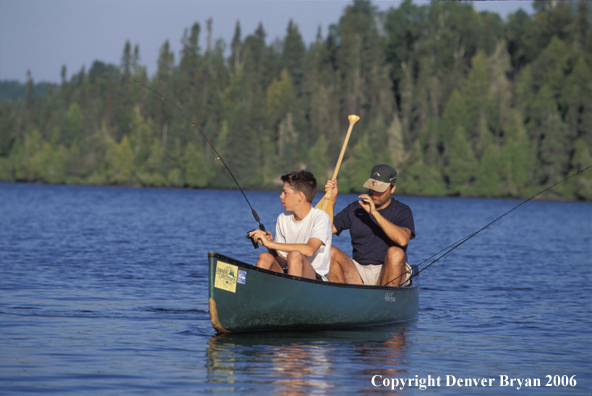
[208,251,419,333]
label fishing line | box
[386,164,592,286]
[134,80,266,231]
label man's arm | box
[372,210,412,247]
[358,195,412,247]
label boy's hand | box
[249,230,273,247]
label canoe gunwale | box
[208,250,419,291]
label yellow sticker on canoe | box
[214,261,238,293]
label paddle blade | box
[315,190,334,222]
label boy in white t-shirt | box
[249,170,332,280]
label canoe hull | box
[208,251,419,333]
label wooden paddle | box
[315,114,360,222]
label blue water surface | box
[0,182,590,395]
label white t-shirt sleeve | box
[309,210,331,246]
[306,209,332,276]
[274,213,288,258]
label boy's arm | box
[249,215,325,257]
[260,237,323,257]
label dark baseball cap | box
[362,164,397,192]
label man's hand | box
[358,193,377,215]
[324,179,338,204]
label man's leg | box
[327,246,363,284]
[285,251,317,279]
[256,252,285,273]
[378,246,409,286]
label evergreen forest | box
[1,0,591,199]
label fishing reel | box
[246,229,259,249]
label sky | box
[0,0,534,84]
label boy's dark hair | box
[281,170,317,203]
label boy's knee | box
[286,251,304,261]
[257,252,272,260]
[256,252,274,267]
[329,246,340,261]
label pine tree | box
[229,21,244,73]
[121,41,133,82]
[486,42,512,140]
[439,89,468,151]
[499,110,532,195]
[445,125,477,195]
[64,103,83,147]
[179,23,202,90]
[474,144,502,197]
[523,2,574,63]
[384,0,422,86]
[266,69,295,131]
[155,40,175,89]
[561,56,592,147]
[184,142,211,187]
[107,135,135,184]
[505,9,531,70]
[533,85,570,185]
[462,51,490,145]
[282,20,306,96]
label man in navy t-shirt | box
[324,164,415,286]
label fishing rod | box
[134,80,266,234]
[387,164,592,286]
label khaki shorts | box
[352,260,412,286]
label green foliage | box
[282,20,306,95]
[462,51,490,141]
[498,110,532,195]
[400,141,446,196]
[339,134,376,193]
[474,144,502,197]
[106,135,135,184]
[0,80,54,103]
[572,138,592,199]
[0,1,590,200]
[266,69,295,127]
[445,125,478,196]
[306,134,331,189]
[64,103,83,147]
[184,142,212,187]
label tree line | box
[1,0,591,199]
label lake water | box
[1,182,590,395]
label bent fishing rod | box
[134,80,266,233]
[387,164,592,286]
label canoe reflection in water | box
[206,326,410,394]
